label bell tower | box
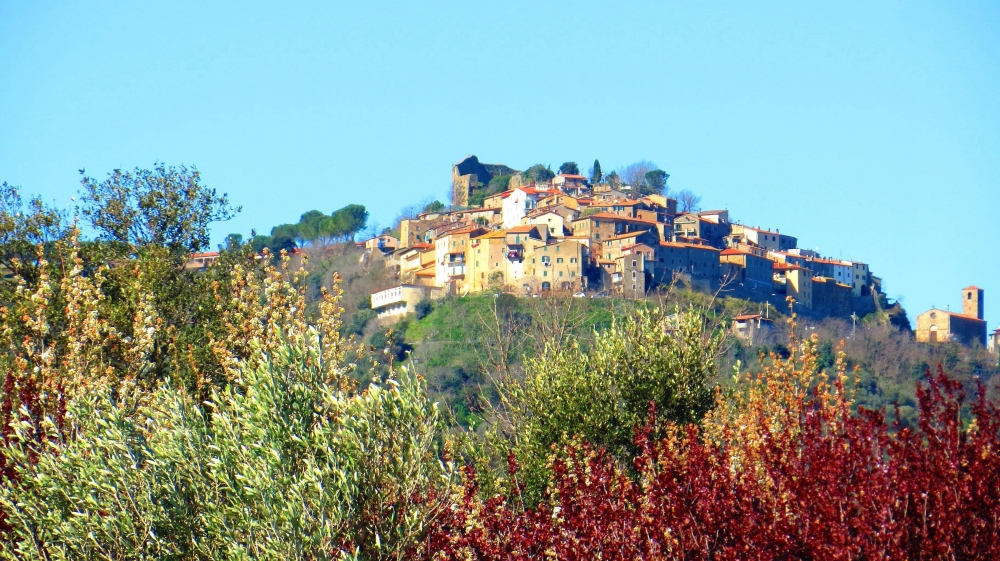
[962,286,984,320]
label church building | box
[915,286,987,347]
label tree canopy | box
[80,163,238,255]
[422,200,446,213]
[522,164,555,184]
[644,169,669,195]
[558,162,580,175]
[589,160,603,184]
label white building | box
[370,285,432,320]
[526,209,568,237]
[501,187,546,229]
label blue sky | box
[2,1,998,331]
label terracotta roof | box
[501,187,563,199]
[581,212,658,224]
[441,226,481,236]
[604,230,652,242]
[474,230,507,240]
[734,314,766,321]
[597,199,643,206]
[774,263,807,271]
[963,285,983,291]
[507,225,538,233]
[945,311,986,322]
[810,257,851,266]
[527,207,563,218]
[558,174,587,180]
[415,266,436,277]
[720,249,751,256]
[189,252,219,258]
[674,235,709,244]
[659,241,720,251]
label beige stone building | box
[465,230,508,293]
[915,287,987,346]
[434,226,485,291]
[773,263,813,309]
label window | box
[632,260,637,267]
[543,271,548,277]
[570,258,577,263]
[541,256,550,263]
[558,271,563,277]
[557,257,563,263]
[571,271,576,277]
[968,293,972,300]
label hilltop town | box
[360,155,887,325]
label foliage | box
[257,204,369,251]
[0,183,72,284]
[605,170,620,189]
[557,162,579,175]
[589,159,602,184]
[0,236,456,559]
[521,164,554,184]
[414,298,433,320]
[469,175,513,208]
[481,307,723,504]
[422,200,445,213]
[644,169,669,195]
[332,204,369,241]
[80,163,238,255]
[422,329,1000,560]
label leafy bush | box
[0,330,454,559]
[414,299,433,320]
[479,307,723,503]
[422,332,1000,560]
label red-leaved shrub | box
[421,367,1000,560]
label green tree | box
[644,169,669,196]
[558,162,580,175]
[331,204,369,241]
[422,200,446,213]
[486,307,723,503]
[590,160,602,184]
[222,233,243,251]
[0,182,72,286]
[522,164,555,184]
[80,163,238,255]
[0,325,454,559]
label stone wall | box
[451,155,518,207]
